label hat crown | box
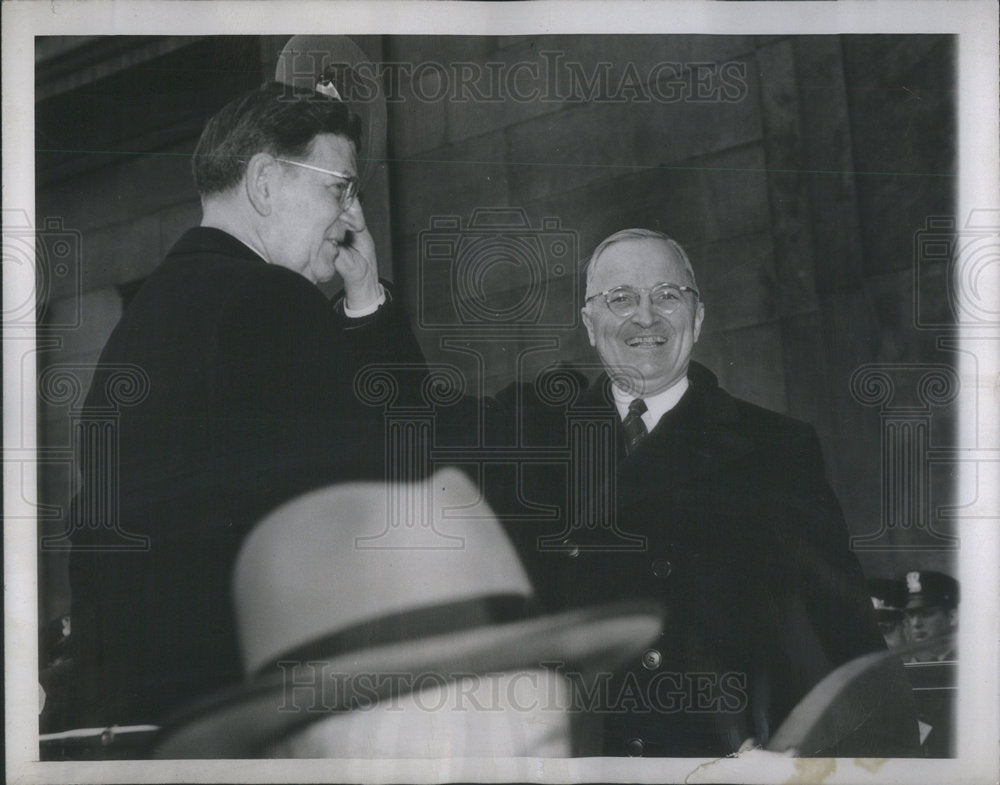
[232,468,533,675]
[868,578,905,610]
[903,569,959,610]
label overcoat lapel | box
[580,363,757,489]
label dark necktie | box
[622,398,648,453]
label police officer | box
[903,570,959,662]
[901,569,959,757]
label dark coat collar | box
[579,361,755,473]
[169,226,267,266]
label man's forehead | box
[307,133,358,172]
[907,605,947,614]
[590,237,690,287]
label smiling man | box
[66,82,425,730]
[488,228,919,757]
[582,230,704,439]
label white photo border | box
[4,2,998,783]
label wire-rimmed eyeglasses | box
[586,283,700,317]
[275,158,359,210]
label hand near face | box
[334,205,380,311]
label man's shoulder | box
[690,362,816,442]
[726,391,815,441]
[163,227,317,295]
[157,230,335,333]
[96,227,333,370]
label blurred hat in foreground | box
[154,467,662,758]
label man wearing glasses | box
[490,228,918,757]
[66,82,425,730]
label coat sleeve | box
[211,268,427,511]
[330,280,427,370]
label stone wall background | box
[33,34,959,623]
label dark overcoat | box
[68,227,425,726]
[486,361,919,757]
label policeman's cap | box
[904,570,959,611]
[868,578,906,621]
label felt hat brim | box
[154,600,662,759]
[904,594,954,611]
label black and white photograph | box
[4,1,998,783]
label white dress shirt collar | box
[612,375,690,432]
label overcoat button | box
[626,738,644,757]
[651,559,673,578]
[641,649,661,670]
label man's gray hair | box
[584,228,697,296]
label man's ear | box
[245,152,278,216]
[693,301,705,343]
[582,306,596,346]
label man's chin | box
[311,253,340,285]
[606,368,679,398]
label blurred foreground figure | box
[67,80,424,728]
[153,468,663,759]
[486,229,920,756]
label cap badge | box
[316,77,342,100]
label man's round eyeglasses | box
[276,158,359,210]
[586,283,700,317]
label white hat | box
[154,468,661,757]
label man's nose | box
[630,294,657,326]
[338,199,365,232]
